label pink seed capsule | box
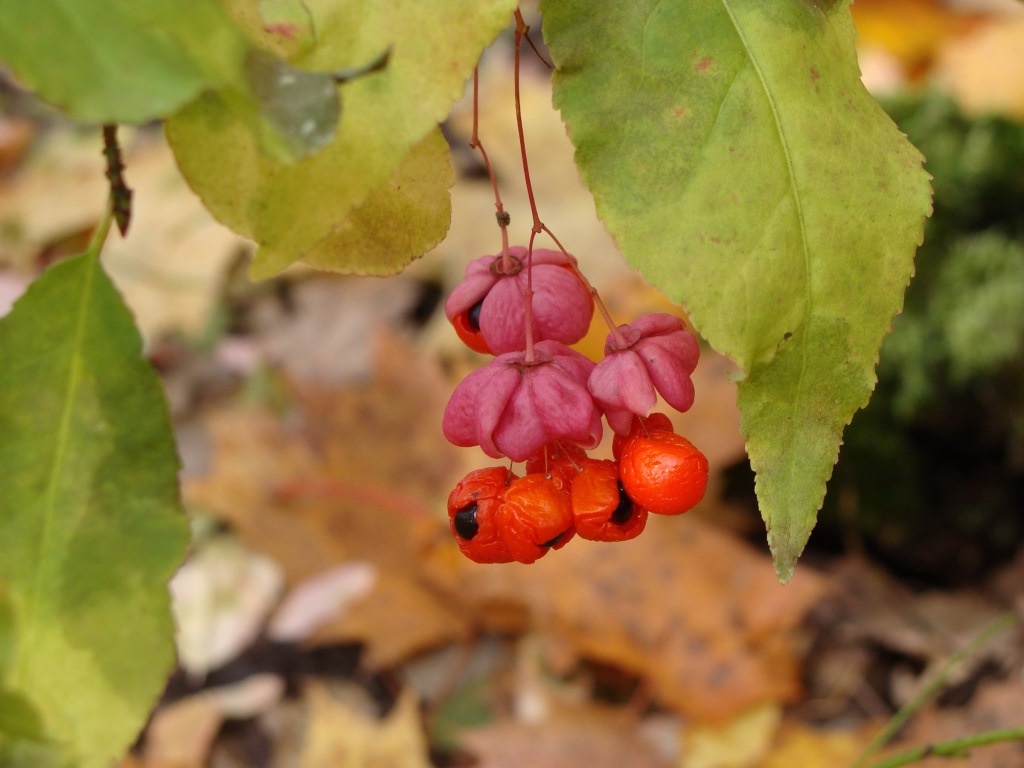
[445,247,594,354]
[588,313,700,435]
[442,340,602,462]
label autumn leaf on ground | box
[761,720,878,768]
[850,0,979,77]
[935,18,1024,119]
[298,684,431,768]
[683,703,781,768]
[461,712,669,768]
[185,331,472,667]
[424,515,829,724]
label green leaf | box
[542,0,932,580]
[167,0,517,279]
[0,252,189,767]
[0,0,248,123]
[301,128,454,275]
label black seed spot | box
[610,483,634,524]
[466,299,484,331]
[541,531,567,548]
[453,505,479,540]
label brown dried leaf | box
[249,277,422,384]
[185,333,472,664]
[143,675,284,768]
[0,129,244,338]
[828,558,1012,703]
[425,516,828,724]
[896,679,1024,768]
[461,711,668,768]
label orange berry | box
[611,412,674,460]
[447,467,516,563]
[570,459,648,542]
[499,473,575,563]
[619,430,708,515]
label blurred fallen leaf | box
[0,128,245,339]
[144,694,222,768]
[101,134,246,340]
[828,558,1012,706]
[424,515,829,724]
[143,674,284,768]
[0,270,29,318]
[249,276,422,384]
[935,18,1024,119]
[893,679,1024,768]
[683,703,781,768]
[298,684,431,768]
[851,0,975,77]
[0,129,106,268]
[185,331,472,666]
[0,117,35,177]
[170,536,284,678]
[267,561,377,643]
[461,709,669,768]
[760,720,876,768]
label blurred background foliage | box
[805,94,1024,584]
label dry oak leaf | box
[425,515,829,724]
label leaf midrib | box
[719,0,813,470]
[13,252,97,687]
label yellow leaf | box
[682,704,781,768]
[761,721,873,768]
[299,684,431,768]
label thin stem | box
[512,8,619,356]
[513,10,541,363]
[862,727,1024,768]
[541,224,629,348]
[523,228,537,363]
[851,612,1017,768]
[470,67,513,272]
[513,10,542,237]
[88,205,115,258]
[520,18,553,70]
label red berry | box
[570,459,648,542]
[447,467,517,563]
[618,430,708,515]
[611,412,674,460]
[498,474,575,563]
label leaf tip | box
[767,527,813,585]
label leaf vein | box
[719,0,813,470]
[14,253,97,685]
